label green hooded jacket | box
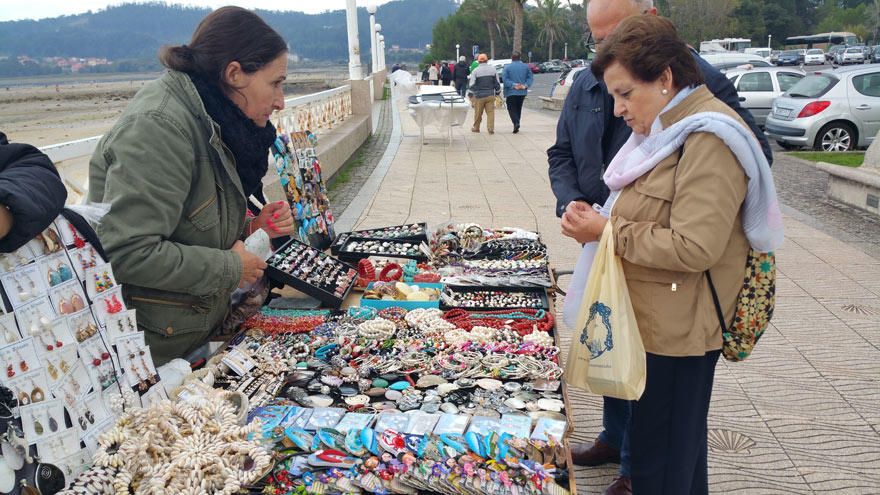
[88,70,249,364]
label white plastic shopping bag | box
[564,222,646,400]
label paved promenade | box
[340,93,880,494]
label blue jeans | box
[598,396,632,478]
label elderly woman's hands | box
[561,201,608,244]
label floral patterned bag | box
[706,250,776,361]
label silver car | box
[765,66,880,151]
[726,67,805,127]
[841,47,865,65]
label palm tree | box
[463,0,507,59]
[512,0,527,55]
[534,0,568,60]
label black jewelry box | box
[330,223,429,255]
[439,285,550,311]
[265,238,358,308]
[335,237,428,264]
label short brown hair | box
[591,14,702,89]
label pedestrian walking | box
[428,62,439,85]
[421,65,429,82]
[453,56,470,98]
[440,61,452,86]
[467,54,500,134]
[501,52,533,133]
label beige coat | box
[610,86,750,357]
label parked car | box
[725,67,805,127]
[568,59,587,68]
[872,45,880,63]
[804,49,825,65]
[770,50,781,64]
[550,66,588,100]
[765,65,880,151]
[827,44,846,62]
[540,61,564,73]
[527,62,541,74]
[777,50,801,66]
[841,47,866,65]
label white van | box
[745,47,772,59]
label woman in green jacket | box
[88,7,294,364]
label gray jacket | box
[467,63,500,99]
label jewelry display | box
[0,314,20,344]
[339,238,424,261]
[266,238,357,307]
[331,223,429,256]
[440,286,549,310]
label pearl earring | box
[662,89,669,95]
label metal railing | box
[40,84,354,198]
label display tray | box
[330,223,429,255]
[265,238,358,308]
[359,282,443,310]
[439,285,550,311]
[336,237,428,263]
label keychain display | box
[271,129,336,249]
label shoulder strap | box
[705,270,727,332]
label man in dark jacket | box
[0,131,67,252]
[440,62,452,86]
[468,54,501,134]
[453,56,470,98]
[549,1,773,494]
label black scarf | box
[189,75,276,198]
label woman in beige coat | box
[561,15,782,494]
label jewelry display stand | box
[330,222,429,255]
[0,215,164,486]
[271,129,336,251]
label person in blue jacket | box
[548,1,773,494]
[501,52,534,134]
[0,131,67,253]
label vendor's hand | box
[232,240,267,288]
[253,201,294,239]
[561,207,607,244]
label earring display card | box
[83,264,117,300]
[91,286,125,327]
[43,347,77,385]
[14,296,57,336]
[140,381,168,406]
[105,309,137,343]
[28,225,64,257]
[81,416,115,456]
[52,360,94,403]
[0,312,21,345]
[78,337,121,392]
[0,244,36,273]
[68,391,110,435]
[68,245,104,280]
[67,309,99,343]
[35,427,80,464]
[0,337,41,384]
[20,398,66,445]
[1,264,49,309]
[5,366,49,408]
[47,279,88,317]
[265,237,357,308]
[32,316,75,353]
[53,216,76,246]
[39,252,77,290]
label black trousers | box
[630,350,721,495]
[506,95,525,127]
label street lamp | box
[368,4,378,74]
[768,34,772,49]
[564,42,568,60]
[456,43,460,61]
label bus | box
[784,32,859,50]
[699,38,752,53]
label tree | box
[512,0,527,54]
[463,0,507,59]
[533,0,568,60]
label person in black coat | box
[0,131,67,252]
[440,62,452,86]
[453,56,470,97]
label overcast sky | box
[0,0,404,22]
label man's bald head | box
[587,0,656,42]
